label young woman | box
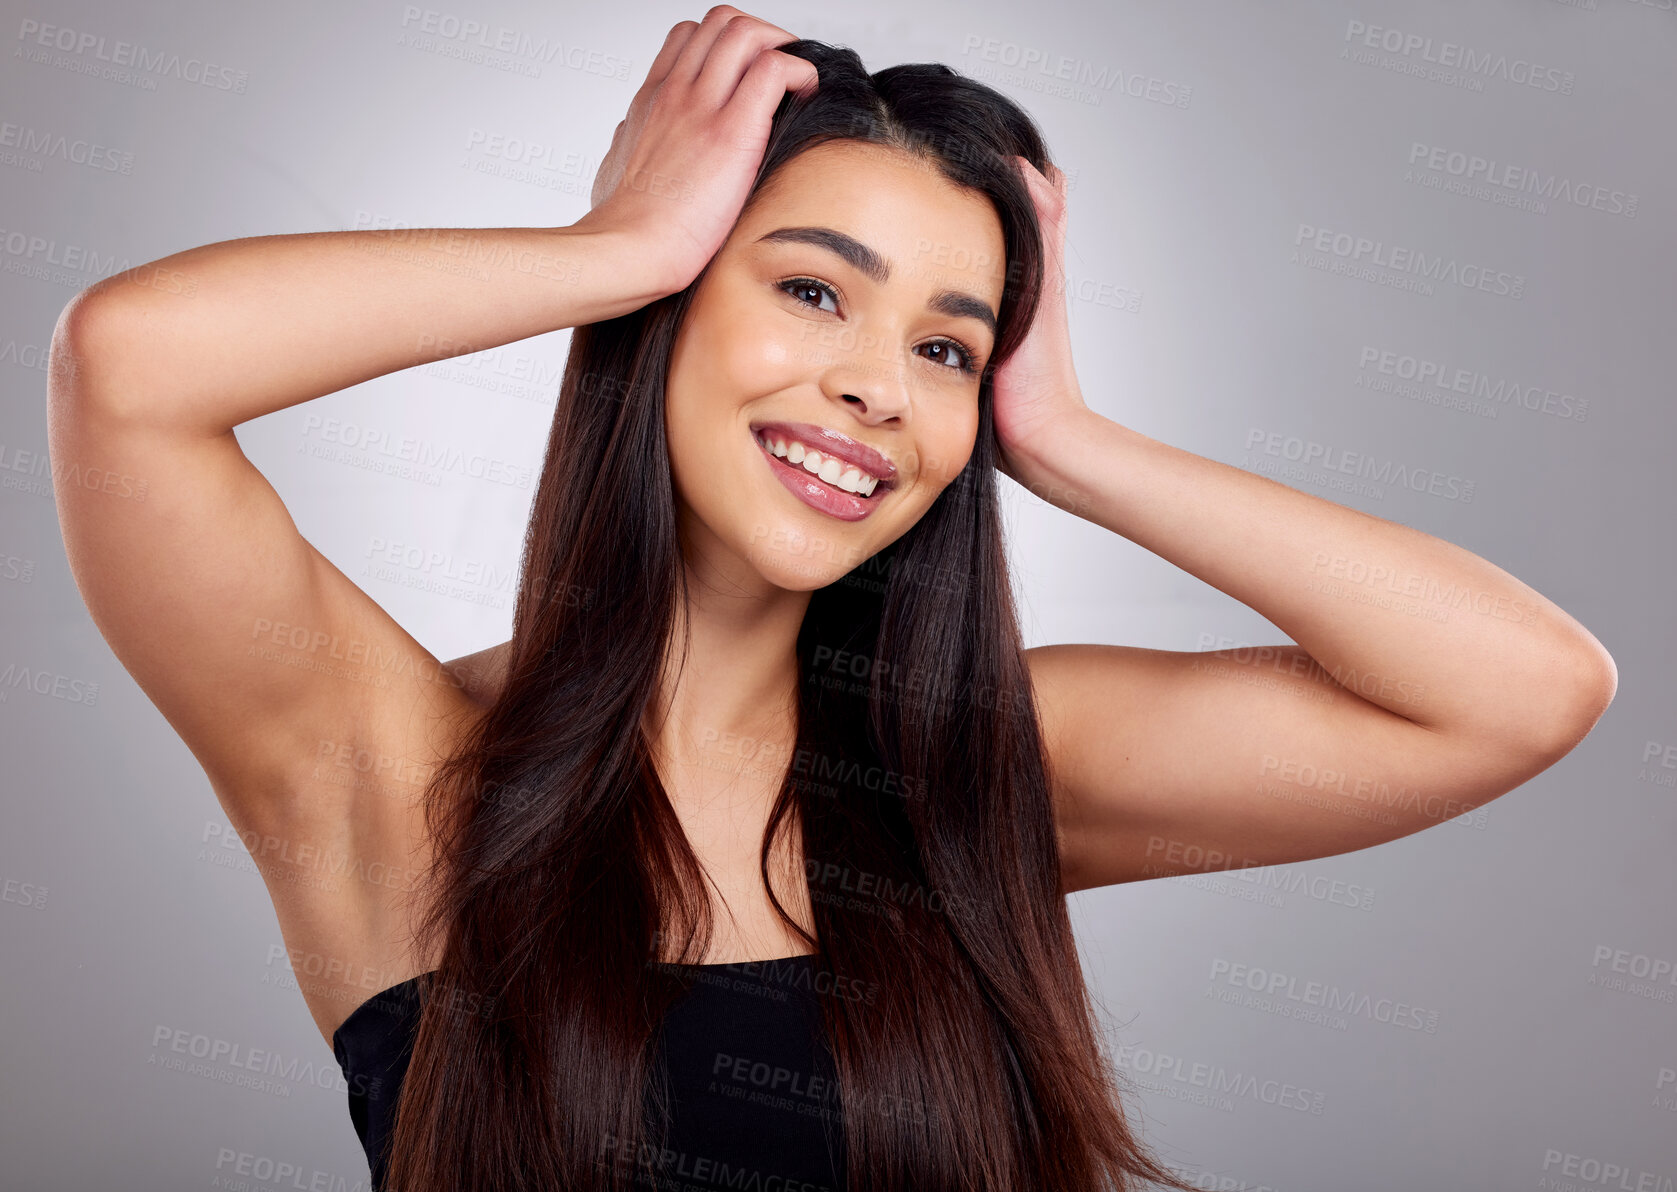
[46,7,1616,1191]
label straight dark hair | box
[386,38,1199,1192]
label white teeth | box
[756,430,885,496]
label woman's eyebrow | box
[928,291,998,337]
[756,225,998,336]
[758,225,890,284]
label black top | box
[331,954,846,1191]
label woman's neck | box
[642,562,809,797]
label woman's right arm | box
[44,4,814,869]
[44,223,674,837]
[54,222,677,434]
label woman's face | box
[664,139,1008,593]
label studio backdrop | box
[2,1,1672,1189]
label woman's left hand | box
[991,157,1091,483]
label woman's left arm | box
[996,160,1617,894]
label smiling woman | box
[44,3,1615,1192]
[361,23,1194,1189]
[355,22,1206,1190]
[666,141,1004,551]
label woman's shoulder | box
[442,638,512,709]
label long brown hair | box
[386,38,1200,1192]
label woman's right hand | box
[578,6,819,297]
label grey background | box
[3,0,1673,1189]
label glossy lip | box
[758,447,880,522]
[748,420,899,492]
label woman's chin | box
[751,554,859,594]
[739,526,874,593]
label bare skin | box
[46,4,1615,1053]
[47,7,829,1048]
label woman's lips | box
[748,420,897,491]
[752,429,889,523]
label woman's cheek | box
[915,418,978,487]
[751,322,809,387]
[693,313,798,401]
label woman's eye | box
[919,341,970,372]
[781,279,839,314]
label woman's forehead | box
[737,142,1009,299]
